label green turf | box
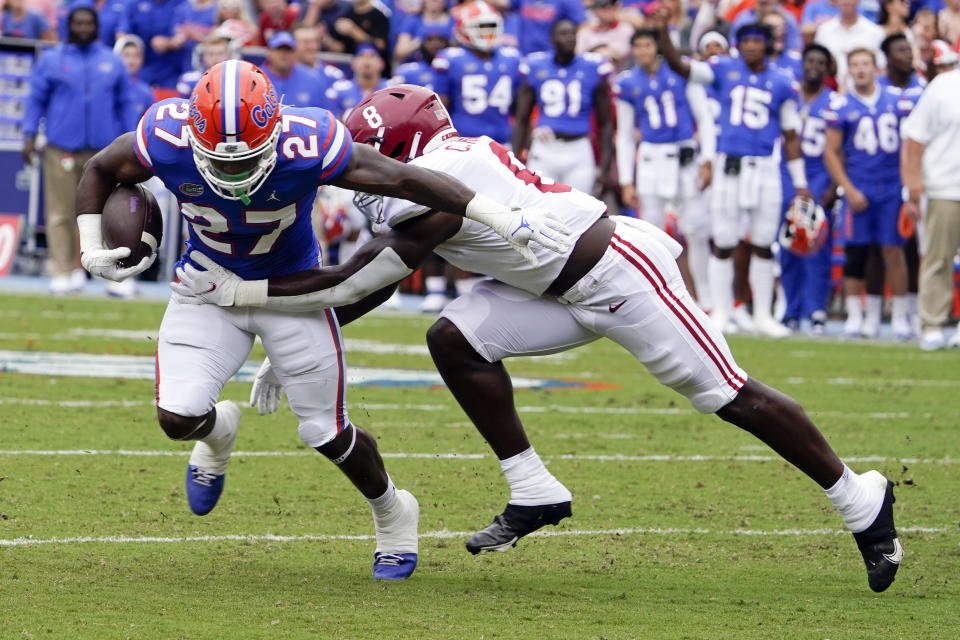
[1,293,959,639]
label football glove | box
[77,213,155,282]
[464,194,573,266]
[169,251,267,307]
[250,357,283,416]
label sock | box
[424,276,446,297]
[749,256,775,319]
[864,294,882,324]
[500,447,572,506]
[845,295,863,323]
[686,231,712,311]
[891,295,909,324]
[367,477,398,517]
[190,402,239,473]
[708,255,734,319]
[824,465,885,533]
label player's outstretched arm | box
[173,211,462,311]
[330,143,573,265]
[76,132,157,281]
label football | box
[101,183,163,269]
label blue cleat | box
[373,552,419,580]
[186,465,225,516]
[372,489,419,580]
[185,400,241,516]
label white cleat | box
[373,489,419,580]
[753,314,791,338]
[418,292,450,314]
[732,305,756,333]
[919,329,945,351]
[843,315,864,339]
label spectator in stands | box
[302,0,351,43]
[815,0,886,87]
[576,0,634,69]
[327,0,390,64]
[730,0,803,52]
[214,0,258,45]
[114,34,155,122]
[763,9,804,76]
[393,0,452,65]
[175,28,237,96]
[349,42,389,96]
[257,0,300,45]
[128,0,190,89]
[3,0,55,40]
[390,25,448,89]
[262,30,333,110]
[800,0,842,44]
[172,0,218,72]
[902,65,960,349]
[878,0,914,43]
[513,0,586,55]
[939,0,960,46]
[22,6,132,295]
[57,0,130,45]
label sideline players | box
[74,62,569,580]
[175,84,903,595]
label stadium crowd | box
[11,0,960,348]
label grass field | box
[1,292,959,639]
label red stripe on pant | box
[323,308,346,433]
[610,235,745,392]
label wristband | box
[77,213,103,252]
[464,193,511,226]
[236,280,268,307]
[786,158,807,190]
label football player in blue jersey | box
[614,27,716,312]
[824,48,913,340]
[657,14,812,338]
[778,44,839,334]
[512,18,614,195]
[432,0,522,144]
[73,61,571,580]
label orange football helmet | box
[187,60,282,202]
[780,196,828,256]
[452,0,502,52]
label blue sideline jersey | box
[263,63,334,112]
[133,98,352,278]
[770,50,803,82]
[798,88,842,199]
[432,45,522,143]
[613,62,695,143]
[391,60,437,91]
[877,73,925,114]
[823,87,906,184]
[520,51,612,137]
[704,55,798,157]
[512,0,586,55]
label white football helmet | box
[452,1,503,52]
[780,196,828,256]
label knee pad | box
[157,407,212,441]
[315,422,357,464]
[844,244,869,279]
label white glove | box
[250,357,283,415]
[78,213,156,282]
[464,194,573,266]
[169,251,267,307]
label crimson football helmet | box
[343,84,459,162]
[780,196,828,256]
[452,0,502,52]
[187,60,282,201]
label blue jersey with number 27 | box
[706,55,798,157]
[133,98,352,279]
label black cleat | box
[466,501,572,554]
[852,476,902,593]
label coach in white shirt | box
[901,68,960,350]
[815,0,885,87]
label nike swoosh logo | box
[883,538,903,564]
[203,283,217,294]
[609,300,626,313]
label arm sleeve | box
[688,60,715,85]
[686,82,716,162]
[615,99,637,186]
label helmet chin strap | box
[236,190,251,205]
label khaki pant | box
[43,146,96,277]
[919,198,960,331]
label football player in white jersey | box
[175,84,904,594]
[75,64,568,581]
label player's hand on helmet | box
[77,213,156,282]
[503,208,574,266]
[250,357,284,416]
[846,186,869,212]
[170,250,243,306]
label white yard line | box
[0,449,952,465]
[0,525,948,548]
